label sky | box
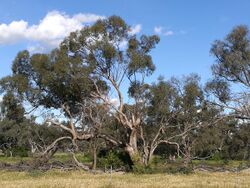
[1,0,250,84]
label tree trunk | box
[181,135,192,167]
[183,146,191,167]
[147,150,154,166]
[125,129,143,165]
[92,142,97,170]
[142,145,155,166]
[183,155,191,167]
[142,147,149,166]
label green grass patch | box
[192,160,250,168]
[0,156,32,164]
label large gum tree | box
[1,16,160,166]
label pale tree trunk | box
[125,129,143,165]
[142,147,150,166]
[126,129,158,166]
[93,78,145,166]
[183,148,191,167]
[91,139,98,170]
[92,148,97,170]
[143,147,154,166]
[182,136,192,167]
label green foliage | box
[205,78,231,103]
[1,91,25,123]
[210,153,222,161]
[98,151,124,170]
[211,25,250,87]
[1,16,159,117]
[132,163,152,174]
[132,157,193,174]
[12,147,29,157]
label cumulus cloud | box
[154,26,174,36]
[0,11,105,51]
[129,24,142,35]
[0,20,28,44]
[154,26,163,34]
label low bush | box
[98,150,125,170]
[13,147,29,157]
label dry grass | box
[0,170,249,188]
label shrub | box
[210,153,222,161]
[13,147,29,157]
[132,163,152,174]
[98,151,124,170]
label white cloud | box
[154,26,174,36]
[27,44,46,54]
[154,26,163,34]
[163,30,174,36]
[0,20,28,44]
[0,11,105,51]
[129,24,142,35]
[73,13,105,23]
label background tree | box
[206,25,250,161]
[0,48,104,166]
[133,74,225,166]
[208,25,250,120]
[0,91,27,156]
[1,91,25,123]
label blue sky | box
[1,0,250,84]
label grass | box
[0,156,249,187]
[192,160,250,167]
[0,156,32,164]
[50,152,92,164]
[0,169,249,188]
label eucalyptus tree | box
[207,25,250,120]
[0,91,25,123]
[135,77,181,165]
[127,74,225,166]
[1,16,159,166]
[147,75,225,166]
[59,16,160,165]
[0,45,106,166]
[172,75,228,165]
[206,26,250,161]
[0,89,50,156]
[0,91,27,156]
